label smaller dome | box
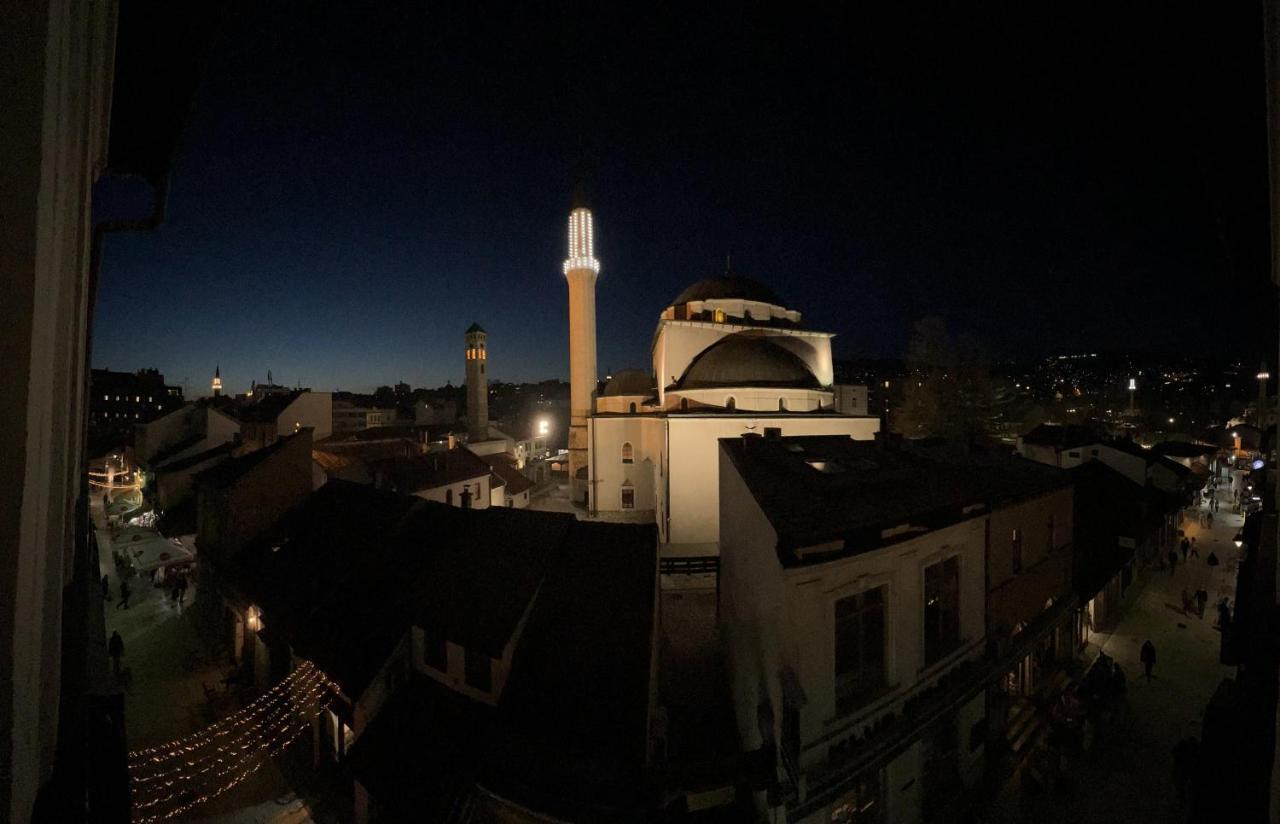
[677,333,819,390]
[602,369,654,397]
[671,275,783,308]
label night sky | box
[93,3,1276,396]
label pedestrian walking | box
[1195,588,1208,619]
[1180,537,1190,562]
[101,574,110,601]
[108,630,124,677]
[1207,551,1219,567]
[1140,640,1157,682]
[1207,511,1214,528]
[117,579,130,610]
[1168,549,1178,575]
[1190,538,1200,559]
[176,574,187,607]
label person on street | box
[1195,588,1209,619]
[1207,511,1214,528]
[1140,640,1156,682]
[176,574,187,607]
[1207,551,1219,567]
[108,630,124,677]
[1180,538,1190,562]
[117,578,130,610]
[1190,537,1200,559]
[1168,549,1178,575]
[101,574,110,601]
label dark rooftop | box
[721,435,1071,565]
[1019,423,1103,450]
[601,368,655,397]
[671,274,783,308]
[369,448,492,494]
[194,433,298,491]
[1151,440,1219,459]
[233,390,302,423]
[154,441,233,474]
[481,453,534,496]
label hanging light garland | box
[128,661,339,822]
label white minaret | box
[211,364,222,397]
[564,195,600,503]
[465,323,489,441]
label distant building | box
[134,401,240,466]
[414,398,458,426]
[333,396,397,434]
[235,390,332,450]
[89,367,184,428]
[368,448,493,509]
[481,452,534,508]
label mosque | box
[560,197,879,551]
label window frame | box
[923,554,962,667]
[622,441,634,464]
[833,584,888,715]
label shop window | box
[924,556,961,666]
[834,586,887,715]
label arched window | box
[622,442,634,464]
[714,308,726,323]
[726,396,736,411]
[778,398,787,411]
[629,402,637,414]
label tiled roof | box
[1019,423,1102,449]
[369,448,491,494]
[194,435,296,491]
[481,453,534,496]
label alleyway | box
[985,482,1243,824]
[95,491,312,821]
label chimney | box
[763,427,782,440]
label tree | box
[892,317,994,442]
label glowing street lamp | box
[537,418,551,437]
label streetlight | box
[537,418,550,437]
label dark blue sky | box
[93,3,1275,395]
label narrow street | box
[985,483,1244,824]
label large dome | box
[677,333,819,390]
[671,275,783,308]
[601,369,654,397]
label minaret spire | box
[211,364,222,397]
[564,190,600,505]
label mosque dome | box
[676,333,820,390]
[601,369,654,397]
[671,275,783,308]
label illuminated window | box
[713,308,726,323]
[621,485,635,509]
[622,442,634,464]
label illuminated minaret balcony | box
[563,207,601,275]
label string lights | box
[128,661,338,822]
